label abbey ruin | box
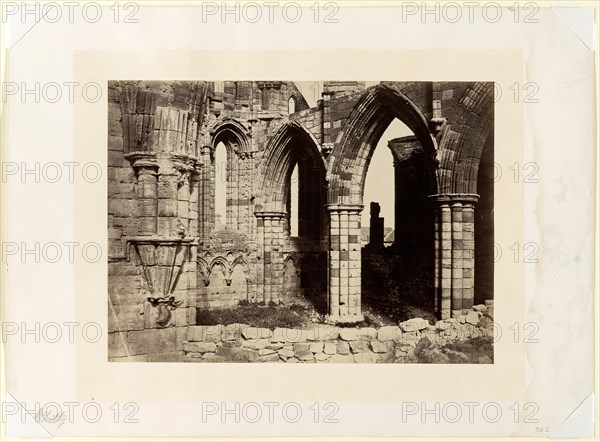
[107,81,494,362]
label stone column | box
[450,201,464,317]
[430,194,479,319]
[439,197,452,319]
[255,211,286,304]
[462,201,476,311]
[327,204,363,322]
[199,145,213,240]
[127,153,158,236]
[156,155,181,236]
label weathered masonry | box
[108,81,494,347]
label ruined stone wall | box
[176,301,494,364]
[107,81,208,358]
[108,81,494,361]
[108,83,146,333]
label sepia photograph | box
[107,80,495,364]
[2,1,596,438]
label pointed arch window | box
[214,142,227,230]
[289,164,299,236]
[288,96,296,115]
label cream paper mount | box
[1,2,596,440]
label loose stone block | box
[223,323,248,341]
[339,328,359,341]
[323,343,337,355]
[242,327,272,340]
[371,341,393,353]
[293,342,310,353]
[315,353,331,362]
[399,318,430,332]
[278,349,295,358]
[273,328,304,342]
[378,326,402,342]
[359,328,378,340]
[259,353,280,362]
[337,341,350,355]
[349,340,369,353]
[309,342,324,354]
[465,311,480,325]
[317,325,340,340]
[242,339,269,350]
[258,348,276,356]
[221,340,243,348]
[296,351,314,361]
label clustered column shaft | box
[327,204,363,321]
[431,194,478,319]
[255,211,286,304]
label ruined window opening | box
[288,96,296,115]
[362,118,412,245]
[214,141,227,230]
[289,164,299,236]
[213,81,224,93]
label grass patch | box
[196,301,315,329]
[361,280,436,327]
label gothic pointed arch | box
[209,118,251,155]
[327,83,438,205]
[257,120,327,240]
[437,82,494,194]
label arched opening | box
[360,117,436,322]
[214,142,227,230]
[362,118,408,237]
[260,122,326,241]
[258,122,328,309]
[326,84,438,321]
[208,120,250,234]
[288,96,296,115]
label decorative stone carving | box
[146,296,183,327]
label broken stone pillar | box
[369,202,384,247]
[255,211,285,303]
[430,194,479,319]
[327,204,363,322]
[388,135,430,250]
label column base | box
[327,314,364,324]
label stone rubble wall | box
[179,301,494,363]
